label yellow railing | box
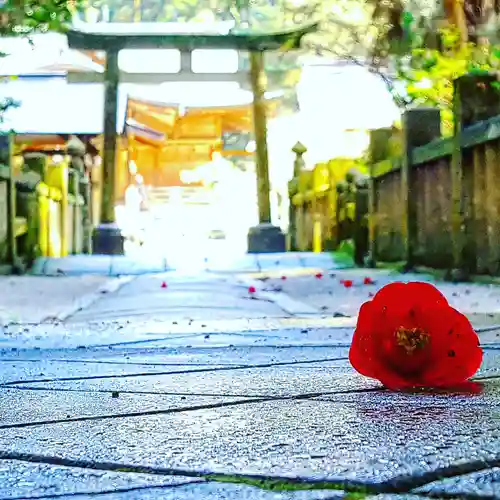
[289,157,368,253]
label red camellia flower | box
[343,279,353,288]
[349,282,482,390]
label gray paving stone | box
[415,467,500,497]
[0,357,204,385]
[205,255,260,273]
[13,363,374,397]
[0,345,350,367]
[297,253,341,270]
[37,256,113,276]
[68,273,287,323]
[0,460,197,499]
[110,256,167,275]
[0,388,244,426]
[257,253,304,270]
[68,482,343,499]
[2,385,500,486]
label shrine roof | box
[0,78,283,135]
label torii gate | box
[66,21,317,254]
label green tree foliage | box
[0,0,82,35]
[0,0,85,120]
[396,26,500,134]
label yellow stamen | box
[395,327,429,354]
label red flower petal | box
[372,282,448,309]
[363,277,374,285]
[161,282,167,289]
[281,276,287,280]
[350,302,378,378]
[349,281,482,390]
[248,286,256,294]
[343,280,353,288]
[315,273,323,279]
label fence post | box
[354,175,369,266]
[2,133,17,270]
[450,73,500,280]
[401,108,441,271]
[67,136,86,254]
[335,181,347,247]
[367,128,392,267]
[289,141,306,251]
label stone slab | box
[256,253,304,270]
[110,256,167,276]
[68,272,287,323]
[36,255,113,276]
[205,254,260,273]
[2,388,500,487]
[0,345,351,367]
[0,275,115,325]
[0,460,198,499]
[0,388,245,426]
[9,363,376,397]
[415,467,500,498]
[296,253,340,270]
[70,482,343,499]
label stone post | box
[288,141,306,251]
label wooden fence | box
[0,134,92,272]
[366,72,500,278]
[287,72,500,278]
[287,141,368,257]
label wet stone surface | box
[2,384,500,485]
[3,266,500,499]
[0,460,198,499]
[47,482,345,499]
[6,363,374,397]
[0,389,248,427]
[415,467,500,497]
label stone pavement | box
[0,275,128,325]
[2,255,500,498]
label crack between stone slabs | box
[60,276,138,323]
[0,480,206,500]
[0,359,248,367]
[384,455,500,494]
[0,356,349,386]
[85,330,286,349]
[0,452,402,496]
[408,491,499,500]
[0,387,384,430]
[2,451,494,498]
[1,385,383,400]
